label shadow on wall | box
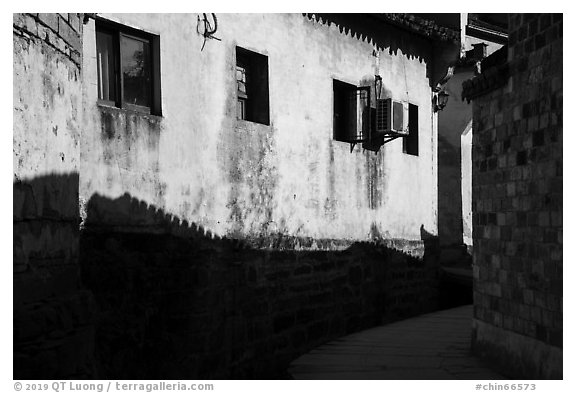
[79,192,441,379]
[13,178,441,380]
[13,173,96,379]
[303,13,460,89]
[306,13,430,62]
[437,132,464,247]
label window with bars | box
[333,79,371,143]
[96,20,161,115]
[235,46,269,125]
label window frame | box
[333,79,371,143]
[236,58,249,120]
[95,24,119,108]
[95,18,162,116]
[235,46,270,126]
[402,103,419,156]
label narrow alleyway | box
[288,305,506,379]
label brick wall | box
[13,13,96,379]
[80,193,440,379]
[467,14,562,379]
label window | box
[96,20,161,115]
[333,80,370,143]
[236,47,269,125]
[403,104,419,156]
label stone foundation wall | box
[80,193,440,379]
[13,13,96,379]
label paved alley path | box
[288,305,507,379]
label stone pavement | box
[288,305,507,379]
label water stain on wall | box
[98,106,166,207]
[324,139,338,222]
[217,57,278,238]
[366,151,384,210]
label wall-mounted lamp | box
[433,90,450,112]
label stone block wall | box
[80,193,440,379]
[468,14,562,379]
[13,13,96,379]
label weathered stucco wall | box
[461,121,473,248]
[436,31,502,251]
[13,13,95,379]
[437,70,473,248]
[80,13,438,254]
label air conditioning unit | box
[375,98,409,136]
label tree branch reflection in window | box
[121,35,151,107]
